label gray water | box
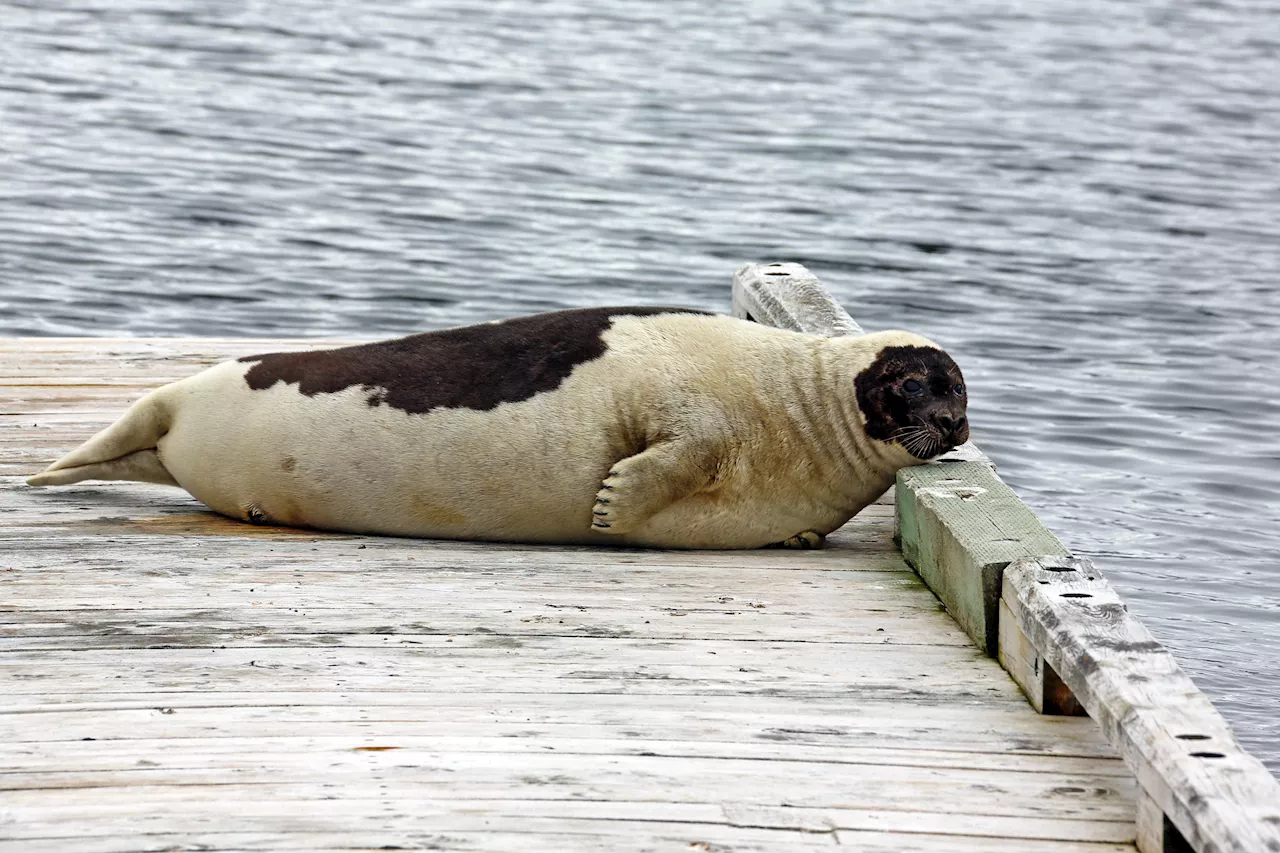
[2,0,1277,773]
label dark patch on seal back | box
[240,306,709,415]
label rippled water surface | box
[3,0,1278,772]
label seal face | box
[854,344,969,459]
[239,306,711,415]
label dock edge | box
[732,261,1280,853]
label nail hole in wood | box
[1061,592,1092,598]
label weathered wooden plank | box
[0,346,343,371]
[0,504,902,569]
[1003,557,1280,853]
[0,560,924,602]
[0,643,1011,701]
[0,392,165,413]
[0,378,193,387]
[0,540,906,573]
[0,634,990,664]
[0,684,1117,725]
[0,550,909,590]
[0,828,1141,853]
[0,829,836,853]
[731,262,864,336]
[999,598,1086,716]
[0,729,1132,775]
[0,607,969,650]
[0,770,1136,823]
[0,690,1123,756]
[833,833,1135,853]
[0,411,124,420]
[2,832,1137,853]
[0,806,1138,848]
[0,538,902,570]
[0,773,1136,827]
[0,333,360,345]
[1136,790,1198,853]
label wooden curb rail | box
[733,262,1280,853]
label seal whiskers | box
[894,424,941,460]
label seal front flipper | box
[591,439,720,535]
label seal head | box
[854,340,969,460]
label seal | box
[26,308,968,549]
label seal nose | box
[934,413,968,443]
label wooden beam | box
[731,262,863,337]
[1003,556,1280,853]
[895,460,1070,656]
[998,597,1086,717]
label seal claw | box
[771,531,825,550]
[590,465,646,534]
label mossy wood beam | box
[732,262,1280,853]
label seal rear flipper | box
[26,387,173,487]
[26,449,178,487]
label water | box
[2,0,1277,772]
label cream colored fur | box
[27,315,937,549]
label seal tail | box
[26,388,178,487]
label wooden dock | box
[1,266,1275,852]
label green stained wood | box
[896,460,1070,656]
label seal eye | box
[902,379,924,396]
[953,383,966,396]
